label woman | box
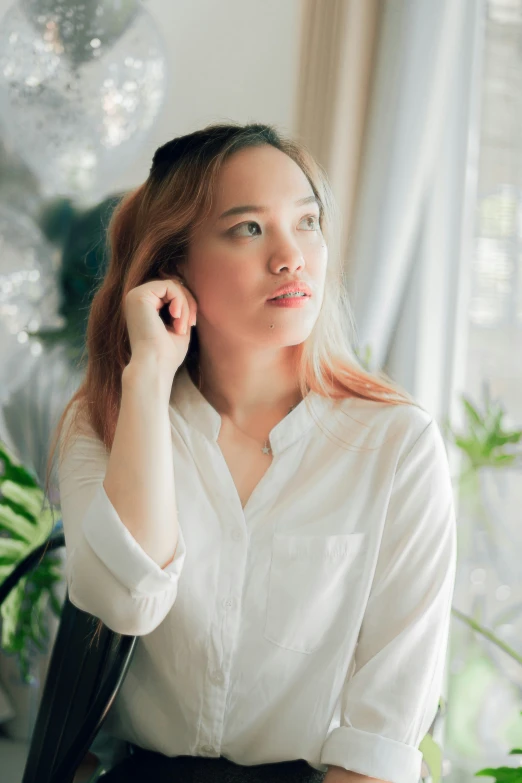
[49,123,457,783]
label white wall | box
[0,0,303,193]
[113,0,304,191]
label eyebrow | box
[217,195,320,221]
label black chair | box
[0,525,138,783]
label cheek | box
[309,242,328,279]
[191,258,245,320]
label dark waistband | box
[129,748,327,782]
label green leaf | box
[0,537,27,560]
[0,555,18,567]
[0,481,45,521]
[0,505,39,544]
[0,496,38,525]
[449,392,522,470]
[419,733,442,783]
[1,577,27,649]
[0,445,38,487]
[0,435,65,683]
[492,454,517,466]
[474,767,522,781]
[462,397,484,428]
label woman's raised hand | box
[123,277,197,377]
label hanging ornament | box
[0,319,40,407]
[0,0,167,205]
[0,136,44,222]
[0,203,64,401]
[2,341,83,494]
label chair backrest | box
[0,528,137,783]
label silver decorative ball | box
[0,0,167,204]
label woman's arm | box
[319,417,456,783]
[58,355,188,635]
[324,767,390,783]
[103,353,180,568]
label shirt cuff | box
[81,482,187,596]
[320,725,423,783]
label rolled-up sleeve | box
[57,403,187,636]
[320,418,457,783]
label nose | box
[268,239,305,274]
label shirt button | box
[201,744,215,754]
[231,530,242,541]
[222,597,236,610]
[210,669,225,685]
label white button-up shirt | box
[58,365,457,783]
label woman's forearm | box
[324,767,389,783]
[103,355,179,569]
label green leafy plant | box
[474,712,522,780]
[445,385,522,474]
[445,389,522,780]
[0,440,63,683]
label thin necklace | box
[227,404,297,456]
[196,362,299,457]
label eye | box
[228,214,321,238]
[229,221,262,238]
[299,214,320,231]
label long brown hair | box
[43,122,419,643]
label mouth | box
[267,293,311,308]
[268,292,311,301]
[267,281,313,300]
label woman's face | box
[182,144,328,350]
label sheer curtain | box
[293,3,486,772]
[294,0,381,264]
[294,0,485,424]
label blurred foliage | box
[446,386,522,472]
[446,390,522,780]
[474,713,522,780]
[30,193,124,365]
[0,441,62,683]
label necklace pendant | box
[261,442,272,455]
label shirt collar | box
[169,364,334,456]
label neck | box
[188,347,304,422]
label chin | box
[265,326,313,347]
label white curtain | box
[346,0,485,422]
[293,0,381,265]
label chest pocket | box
[263,532,367,654]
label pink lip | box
[266,295,310,308]
[267,282,312,299]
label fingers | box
[169,279,197,335]
[172,277,197,332]
[170,295,182,320]
[171,296,189,335]
[126,277,197,336]
[172,275,198,326]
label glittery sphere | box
[0,203,63,338]
[0,0,167,204]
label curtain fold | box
[295,0,485,422]
[294,0,381,262]
[347,0,483,404]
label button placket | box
[210,669,225,685]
